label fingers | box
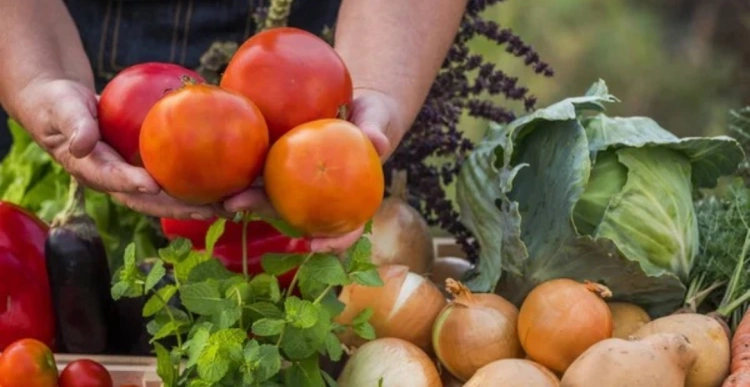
[48,88,100,158]
[110,190,216,220]
[61,141,160,194]
[223,187,278,218]
[348,94,393,160]
[310,226,365,253]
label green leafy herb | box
[112,217,382,386]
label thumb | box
[51,94,101,158]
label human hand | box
[223,88,400,253]
[13,78,215,219]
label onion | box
[517,278,614,374]
[337,338,441,387]
[464,359,560,387]
[429,257,473,295]
[432,279,523,381]
[440,370,464,387]
[336,264,446,353]
[368,170,435,275]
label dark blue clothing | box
[0,0,341,158]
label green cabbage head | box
[456,80,744,316]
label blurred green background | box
[459,0,749,142]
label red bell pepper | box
[160,217,310,288]
[0,202,56,351]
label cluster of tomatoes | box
[97,27,385,237]
[0,339,112,387]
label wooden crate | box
[12,238,465,386]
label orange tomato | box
[263,119,384,237]
[139,83,269,204]
[0,338,57,387]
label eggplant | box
[45,179,117,354]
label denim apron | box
[0,0,341,157]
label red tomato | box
[58,359,113,387]
[220,27,353,143]
[263,119,384,237]
[98,62,205,165]
[0,339,57,387]
[139,83,269,205]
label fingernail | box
[190,212,211,220]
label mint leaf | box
[262,253,305,276]
[155,342,178,387]
[143,284,178,317]
[186,327,211,369]
[281,307,331,360]
[180,281,233,315]
[350,269,384,287]
[324,332,343,362]
[284,356,325,387]
[285,297,319,329]
[205,217,227,256]
[343,236,373,272]
[252,318,286,337]
[352,307,374,326]
[353,322,376,340]
[213,305,243,329]
[159,237,192,264]
[196,329,246,382]
[188,259,234,282]
[242,341,283,384]
[174,250,212,284]
[299,254,349,286]
[363,219,373,235]
[248,273,282,303]
[257,216,305,238]
[319,291,346,319]
[144,260,166,293]
[247,302,284,319]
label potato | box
[464,359,560,387]
[560,333,696,387]
[607,302,651,339]
[630,313,730,387]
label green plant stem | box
[233,287,245,331]
[155,291,184,349]
[242,213,249,279]
[313,285,335,304]
[275,327,286,347]
[285,252,314,297]
[719,288,750,317]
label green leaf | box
[281,307,331,360]
[322,371,338,387]
[248,273,282,302]
[299,254,349,286]
[251,318,286,337]
[349,269,383,287]
[143,284,178,317]
[155,342,178,387]
[247,302,284,319]
[284,297,319,329]
[214,305,243,329]
[319,291,346,319]
[188,259,234,282]
[352,307,374,325]
[196,343,230,383]
[174,250,212,284]
[353,322,376,340]
[144,260,166,293]
[180,281,234,315]
[324,332,343,362]
[159,238,193,264]
[186,327,211,369]
[205,217,227,256]
[262,253,305,276]
[343,237,374,273]
[242,341,283,384]
[284,356,325,387]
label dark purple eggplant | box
[44,178,117,354]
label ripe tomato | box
[58,359,113,387]
[98,62,205,165]
[139,83,269,205]
[263,119,384,237]
[0,339,57,387]
[220,27,353,143]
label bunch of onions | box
[368,170,435,275]
[432,279,523,381]
[336,264,446,353]
[517,278,614,374]
[464,359,560,387]
[337,338,441,387]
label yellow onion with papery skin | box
[464,358,560,387]
[432,279,523,381]
[337,338,441,387]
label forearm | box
[334,0,468,144]
[0,0,93,116]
